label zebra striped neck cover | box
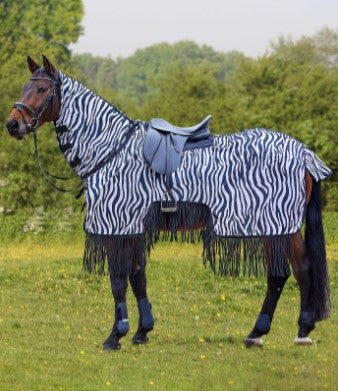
[55,71,132,178]
[54,71,332,277]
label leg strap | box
[138,297,154,330]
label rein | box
[14,75,82,193]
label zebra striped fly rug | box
[55,71,331,277]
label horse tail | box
[305,180,331,321]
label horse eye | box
[37,86,47,93]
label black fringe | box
[204,235,291,277]
[83,234,146,276]
[143,201,213,249]
[83,202,291,278]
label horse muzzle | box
[6,119,27,139]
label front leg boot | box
[132,298,154,345]
[103,302,130,350]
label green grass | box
[0,232,337,391]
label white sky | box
[71,0,338,59]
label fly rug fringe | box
[84,201,292,278]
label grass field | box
[0,216,337,390]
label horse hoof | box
[132,335,149,345]
[244,337,264,348]
[102,341,121,351]
[294,336,313,345]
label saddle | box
[144,115,212,175]
[143,115,213,212]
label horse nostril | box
[6,119,19,135]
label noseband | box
[13,75,60,132]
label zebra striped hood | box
[55,71,132,178]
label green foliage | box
[115,41,244,105]
[0,0,83,122]
[0,0,83,215]
[73,41,245,105]
[72,53,118,91]
[1,24,337,216]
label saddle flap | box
[143,129,185,175]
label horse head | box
[7,55,61,139]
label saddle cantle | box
[143,115,213,176]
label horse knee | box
[110,274,128,302]
[129,270,147,298]
[267,274,289,293]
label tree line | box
[0,0,336,218]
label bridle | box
[13,74,83,193]
[13,75,60,132]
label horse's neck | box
[55,71,131,148]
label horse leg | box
[129,267,154,344]
[245,242,289,347]
[102,273,130,350]
[289,232,315,345]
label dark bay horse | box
[7,56,331,349]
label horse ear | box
[27,56,41,74]
[42,54,57,76]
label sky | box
[71,0,338,59]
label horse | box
[7,55,331,350]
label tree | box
[232,29,338,207]
[115,41,245,105]
[0,0,83,213]
[0,0,83,123]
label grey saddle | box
[143,115,213,176]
